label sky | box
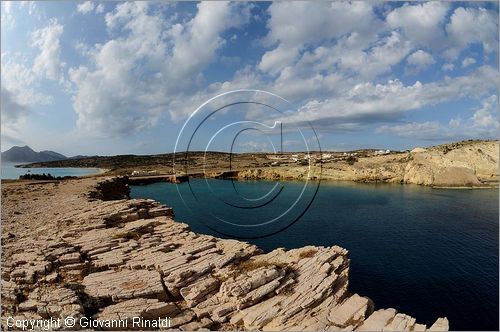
[1,1,499,156]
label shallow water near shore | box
[0,162,102,179]
[131,179,499,331]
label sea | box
[131,178,499,331]
[1,162,102,180]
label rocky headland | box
[1,177,449,331]
[238,140,499,188]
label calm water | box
[1,162,102,179]
[131,179,499,331]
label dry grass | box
[298,248,318,259]
[113,231,142,241]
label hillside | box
[14,140,499,188]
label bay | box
[1,162,102,180]
[131,179,499,331]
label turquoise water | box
[131,179,499,331]
[1,162,102,179]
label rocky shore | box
[1,177,449,331]
[238,140,499,188]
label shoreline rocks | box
[1,177,449,331]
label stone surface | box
[328,294,372,328]
[95,298,178,320]
[357,308,397,331]
[1,177,449,331]
[429,317,450,331]
[82,269,167,301]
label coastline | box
[1,163,108,181]
[1,176,449,331]
[13,139,499,189]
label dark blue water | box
[131,179,499,331]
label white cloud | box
[1,54,54,133]
[1,1,15,29]
[77,1,104,15]
[32,20,64,81]
[77,1,94,14]
[167,2,250,85]
[235,140,272,152]
[1,55,53,123]
[376,95,499,140]
[287,66,498,128]
[386,2,449,49]
[406,50,436,73]
[6,2,498,147]
[259,2,382,75]
[471,95,498,128]
[376,121,442,138]
[461,57,476,68]
[442,63,454,71]
[1,87,30,124]
[449,117,461,129]
[69,2,251,136]
[339,31,413,80]
[96,3,104,14]
[445,7,499,58]
[260,29,413,104]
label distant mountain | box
[1,146,67,163]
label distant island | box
[1,145,92,163]
[1,146,67,163]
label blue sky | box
[1,1,498,156]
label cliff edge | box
[1,177,449,331]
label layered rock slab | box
[1,177,449,331]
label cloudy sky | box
[1,1,498,156]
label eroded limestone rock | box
[1,177,449,331]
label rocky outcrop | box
[1,177,449,331]
[238,140,499,188]
[402,141,498,187]
[88,177,130,200]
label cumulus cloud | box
[288,66,498,129]
[1,88,30,123]
[462,57,476,68]
[471,95,498,128]
[1,55,53,126]
[77,1,94,14]
[445,7,499,58]
[1,1,15,29]
[406,50,436,73]
[77,1,104,15]
[376,121,442,139]
[1,56,54,136]
[32,20,64,81]
[386,2,449,49]
[5,1,498,147]
[442,63,454,71]
[376,95,499,140]
[259,2,382,75]
[69,2,251,136]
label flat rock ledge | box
[1,178,449,331]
